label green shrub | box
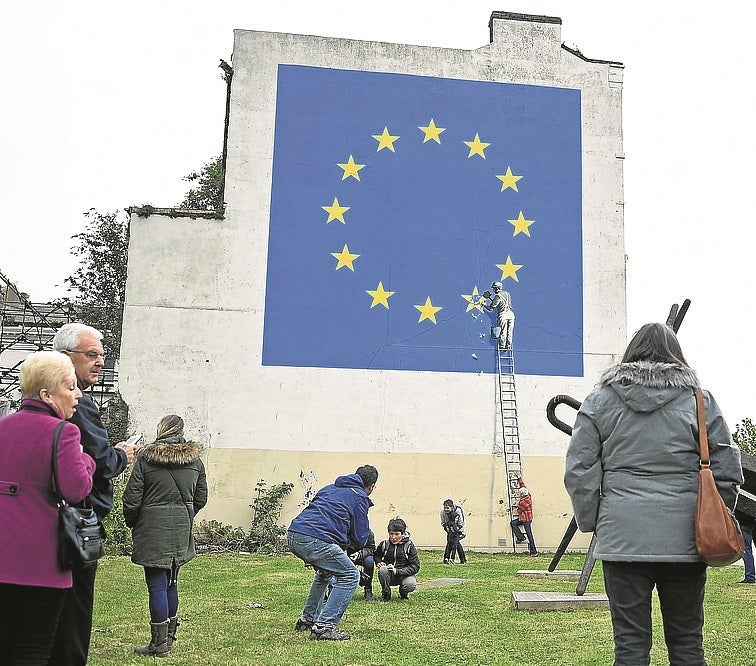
[102,474,133,556]
[194,479,294,554]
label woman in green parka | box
[123,415,207,657]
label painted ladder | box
[495,348,524,550]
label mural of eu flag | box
[262,64,583,377]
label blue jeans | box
[602,561,707,666]
[287,531,359,628]
[144,566,180,622]
[510,518,538,554]
[742,524,755,582]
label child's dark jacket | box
[374,533,420,577]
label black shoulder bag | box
[51,421,106,569]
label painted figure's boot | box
[134,620,170,657]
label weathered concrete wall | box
[120,12,624,552]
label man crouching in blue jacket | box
[287,465,378,641]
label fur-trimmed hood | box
[599,361,699,389]
[136,440,203,465]
[599,361,699,414]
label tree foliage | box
[178,154,224,213]
[63,209,129,356]
[733,417,756,457]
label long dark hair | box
[621,323,688,366]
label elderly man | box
[49,323,136,666]
[483,281,515,349]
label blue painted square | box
[262,65,582,376]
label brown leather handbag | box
[694,388,745,567]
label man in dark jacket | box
[50,323,137,666]
[349,529,376,600]
[287,464,378,641]
[375,518,421,601]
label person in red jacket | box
[510,487,538,556]
[0,351,95,665]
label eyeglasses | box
[67,350,106,360]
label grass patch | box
[90,552,755,665]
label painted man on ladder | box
[483,282,515,350]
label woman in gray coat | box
[565,323,742,666]
[123,415,207,657]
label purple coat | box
[0,398,95,588]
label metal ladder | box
[495,348,524,549]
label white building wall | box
[120,13,625,550]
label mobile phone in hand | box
[125,433,143,447]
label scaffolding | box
[0,269,117,410]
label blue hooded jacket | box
[289,473,372,548]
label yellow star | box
[321,197,350,224]
[414,296,442,324]
[366,281,395,309]
[372,127,400,152]
[496,167,523,192]
[337,155,365,181]
[331,244,360,271]
[463,133,491,158]
[461,286,485,312]
[496,256,523,282]
[418,118,446,144]
[508,211,535,237]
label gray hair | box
[53,323,103,352]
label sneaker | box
[295,617,313,631]
[310,626,351,641]
[529,552,539,557]
[399,592,409,600]
[737,579,755,584]
[364,589,375,601]
[381,592,391,602]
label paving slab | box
[417,577,465,589]
[512,591,609,611]
[516,569,581,580]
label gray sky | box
[1,1,754,424]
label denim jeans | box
[287,530,359,628]
[144,566,180,622]
[602,561,708,666]
[742,524,754,582]
[510,518,538,554]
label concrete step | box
[512,591,609,611]
[516,569,581,581]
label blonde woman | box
[0,352,95,665]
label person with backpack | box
[374,518,420,601]
[440,499,467,564]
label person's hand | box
[116,441,136,465]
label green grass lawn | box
[89,551,755,666]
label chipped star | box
[414,296,442,324]
[496,167,523,192]
[366,281,395,309]
[331,244,360,271]
[496,256,523,282]
[337,155,365,181]
[372,127,400,152]
[418,118,446,144]
[508,211,535,237]
[462,286,485,312]
[321,197,350,224]
[463,133,491,158]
